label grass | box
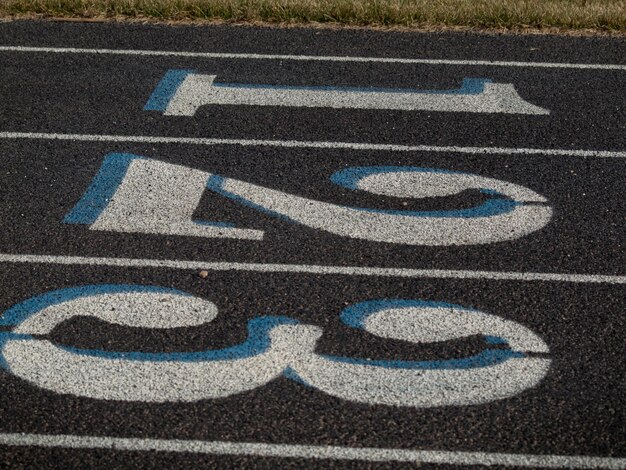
[1,0,625,33]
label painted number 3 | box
[0,286,550,406]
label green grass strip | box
[2,0,625,32]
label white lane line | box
[0,433,623,468]
[1,45,625,71]
[1,253,624,284]
[1,132,625,158]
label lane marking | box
[0,433,623,468]
[0,253,624,284]
[0,45,625,71]
[1,132,624,158]
[147,71,549,115]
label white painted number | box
[64,153,552,246]
[0,286,550,406]
[144,70,550,115]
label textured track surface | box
[0,21,624,468]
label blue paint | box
[144,69,195,111]
[0,284,189,327]
[322,348,524,370]
[480,189,502,196]
[206,174,226,191]
[485,335,508,345]
[194,220,237,228]
[340,299,475,329]
[56,316,298,363]
[212,77,490,96]
[63,153,143,225]
[282,366,312,387]
[206,174,299,224]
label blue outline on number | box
[63,153,236,228]
[62,153,142,225]
[144,69,196,111]
[317,299,523,371]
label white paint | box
[90,158,263,240]
[3,337,292,402]
[294,356,550,407]
[78,156,551,245]
[0,433,623,468]
[216,173,552,245]
[165,73,548,115]
[1,253,625,284]
[2,289,317,402]
[5,329,317,402]
[2,288,548,406]
[1,45,624,70]
[13,291,218,334]
[1,131,624,158]
[292,303,550,407]
[357,170,546,201]
[363,305,549,352]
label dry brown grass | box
[1,0,625,32]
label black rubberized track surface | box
[0,20,624,468]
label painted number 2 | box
[0,286,550,406]
[63,153,552,245]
